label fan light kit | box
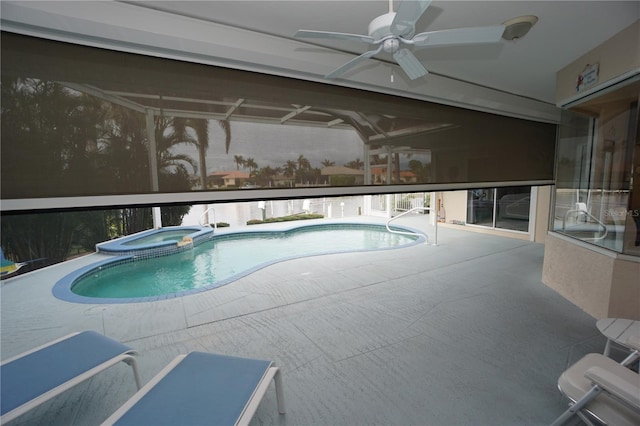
[294,0,510,81]
[501,15,539,40]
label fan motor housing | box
[369,12,414,40]
[382,38,400,53]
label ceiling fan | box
[294,0,506,80]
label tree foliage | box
[1,78,195,270]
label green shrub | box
[247,213,323,225]
[329,175,357,186]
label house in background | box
[321,166,365,186]
[208,171,251,188]
[370,167,417,184]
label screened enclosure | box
[1,33,556,212]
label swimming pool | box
[54,222,425,304]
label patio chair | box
[551,336,640,426]
[102,351,285,426]
[0,331,142,424]
[0,247,45,277]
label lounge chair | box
[551,336,640,426]
[102,351,286,426]
[0,247,45,277]
[0,331,142,424]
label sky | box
[174,120,365,174]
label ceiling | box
[0,0,638,117]
[121,0,640,105]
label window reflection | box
[553,80,640,255]
[467,187,531,232]
[467,189,495,227]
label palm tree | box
[344,158,364,169]
[171,118,230,189]
[154,116,199,181]
[283,160,297,177]
[295,155,313,185]
[234,155,245,170]
[245,157,258,174]
[297,154,311,171]
[254,166,278,187]
[321,159,335,167]
[282,160,297,187]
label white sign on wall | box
[576,63,599,92]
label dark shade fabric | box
[1,32,556,202]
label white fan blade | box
[295,30,375,44]
[325,45,384,79]
[391,0,432,37]
[393,48,428,80]
[412,25,505,47]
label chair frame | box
[102,352,285,426]
[1,331,142,424]
[551,340,640,426]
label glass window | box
[496,187,531,231]
[467,189,495,227]
[467,187,531,232]
[552,80,640,255]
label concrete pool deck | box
[1,215,608,425]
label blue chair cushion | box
[113,352,272,426]
[1,331,133,416]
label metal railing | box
[386,207,436,245]
[562,207,607,241]
[394,195,425,213]
[199,207,217,229]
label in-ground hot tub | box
[96,226,215,259]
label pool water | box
[69,224,422,300]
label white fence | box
[369,193,430,217]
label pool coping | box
[53,222,426,304]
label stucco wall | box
[534,186,552,244]
[610,258,640,319]
[542,233,640,320]
[439,191,468,223]
[556,21,639,105]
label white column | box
[529,186,538,242]
[364,145,371,185]
[386,147,392,184]
[430,192,437,226]
[145,109,162,228]
[152,207,163,229]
